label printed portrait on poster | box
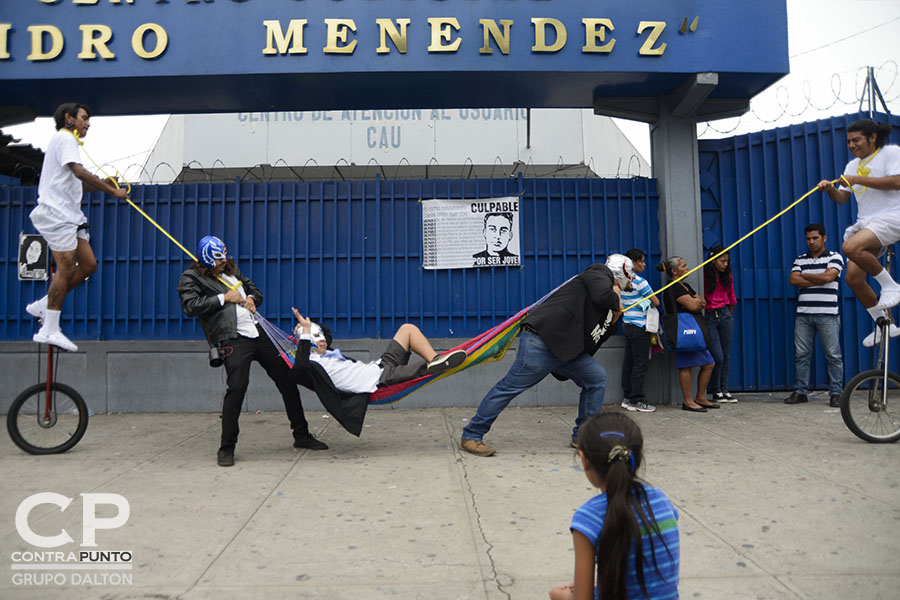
[422,198,521,270]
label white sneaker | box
[876,288,900,310]
[33,329,78,352]
[630,401,657,413]
[26,297,47,320]
[621,400,637,411]
[862,324,900,347]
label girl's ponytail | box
[577,413,673,600]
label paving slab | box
[1,397,898,599]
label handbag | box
[645,306,660,333]
[663,312,708,352]
[662,283,710,351]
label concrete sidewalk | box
[1,395,899,599]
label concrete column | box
[650,105,704,282]
[649,108,705,407]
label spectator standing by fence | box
[703,246,738,403]
[620,248,660,413]
[785,224,845,408]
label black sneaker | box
[294,434,329,450]
[829,394,841,408]
[784,392,808,405]
[217,450,234,467]
[426,349,467,375]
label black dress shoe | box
[682,403,708,413]
[217,450,234,467]
[784,392,808,405]
[294,434,329,450]
[829,394,842,408]
[698,401,720,409]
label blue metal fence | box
[1,175,659,342]
[698,111,900,391]
[5,110,898,393]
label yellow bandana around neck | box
[857,147,881,177]
[64,128,84,146]
[845,147,882,194]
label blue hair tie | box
[600,431,625,438]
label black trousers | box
[621,322,651,404]
[219,329,309,453]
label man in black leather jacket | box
[176,236,327,467]
[460,259,629,457]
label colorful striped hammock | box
[256,276,573,406]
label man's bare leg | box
[844,260,878,309]
[393,323,467,374]
[46,249,77,311]
[844,229,900,345]
[843,229,900,309]
[34,244,84,351]
[393,323,437,361]
[69,237,98,290]
[31,238,97,317]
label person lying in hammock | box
[290,308,467,397]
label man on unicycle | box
[817,119,900,347]
[26,103,128,351]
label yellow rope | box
[70,129,199,263]
[67,128,841,308]
[623,179,841,312]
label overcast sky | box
[6,0,900,177]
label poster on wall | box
[18,233,49,281]
[422,197,520,270]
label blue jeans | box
[794,313,844,395]
[706,308,734,394]
[462,331,607,442]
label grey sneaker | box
[427,350,467,375]
[620,399,637,411]
[630,401,656,413]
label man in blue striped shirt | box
[785,224,845,407]
[619,249,660,413]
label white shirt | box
[300,333,382,393]
[840,145,900,219]
[217,274,258,339]
[37,130,86,224]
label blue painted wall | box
[1,175,659,342]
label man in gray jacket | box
[177,236,326,467]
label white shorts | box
[844,213,900,251]
[29,204,89,252]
